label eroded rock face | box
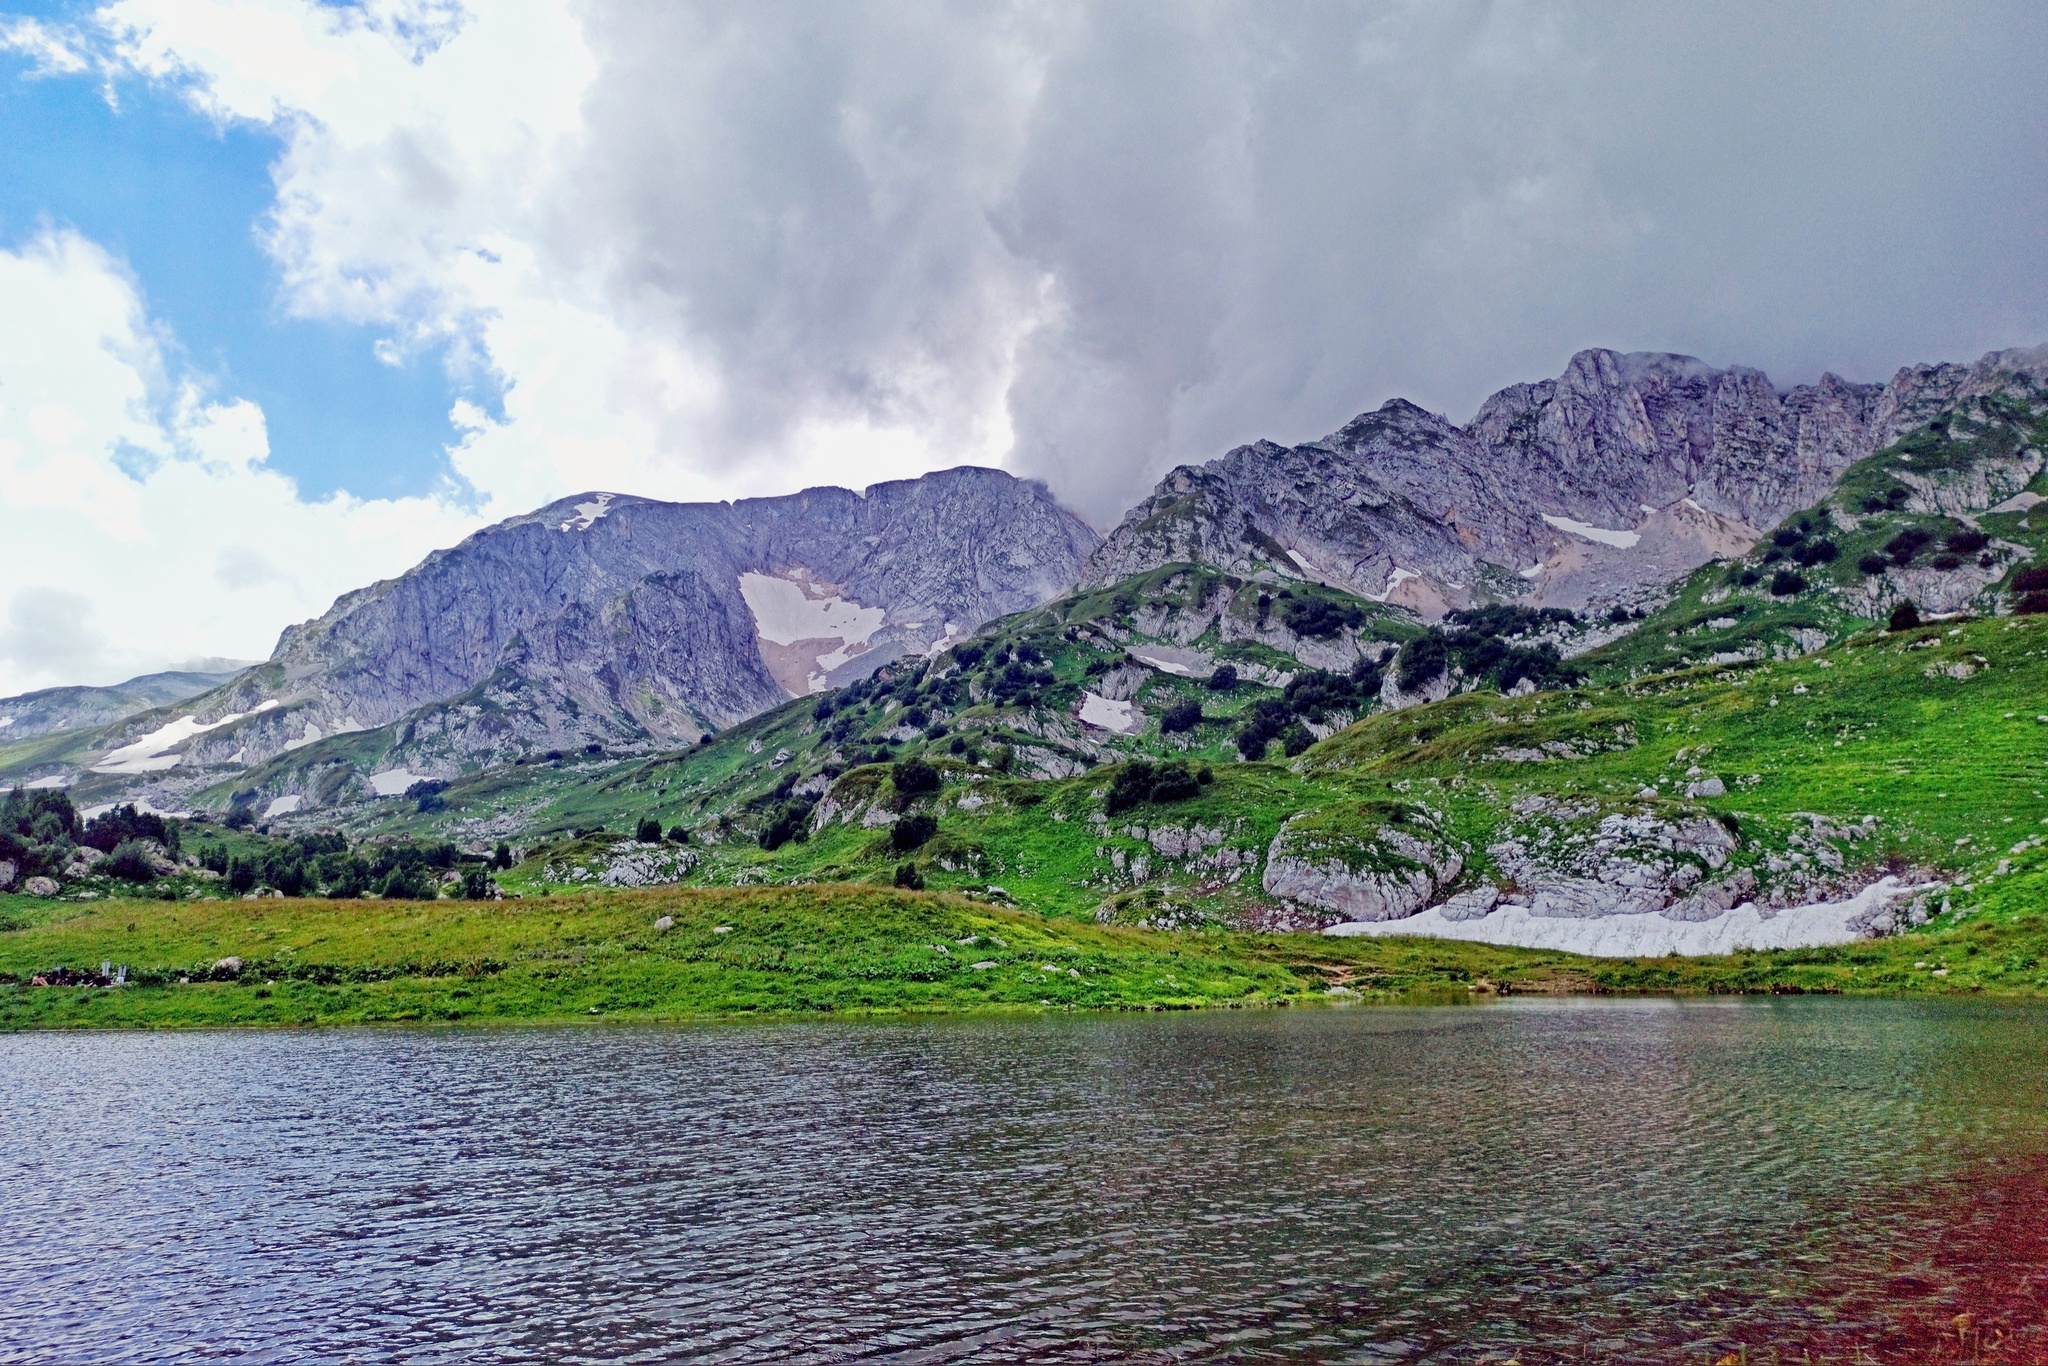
[1261,813,1464,922]
[1082,344,2048,618]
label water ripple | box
[4,998,2047,1362]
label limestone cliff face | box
[185,466,1097,772]
[1084,345,2048,616]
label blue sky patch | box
[0,25,478,501]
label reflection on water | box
[3,998,2046,1363]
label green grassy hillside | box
[5,871,2047,1030]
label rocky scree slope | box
[1085,345,2048,620]
[31,467,1097,808]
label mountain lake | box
[4,998,2045,1362]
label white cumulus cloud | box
[0,229,474,696]
[2,0,2045,696]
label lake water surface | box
[5,999,2048,1363]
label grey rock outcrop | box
[1486,796,1739,920]
[1261,812,1464,922]
[1084,344,2048,617]
[23,876,58,897]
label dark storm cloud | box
[564,0,2048,522]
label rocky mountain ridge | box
[25,466,1097,808]
[1083,344,2048,617]
[0,668,251,743]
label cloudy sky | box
[1,0,2044,696]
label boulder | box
[1262,815,1463,922]
[0,859,15,891]
[211,956,244,980]
[653,915,675,931]
[24,876,59,897]
[1684,777,1727,798]
[1436,883,1502,921]
[1663,870,1760,922]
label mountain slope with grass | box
[8,339,2048,984]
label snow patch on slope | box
[1367,567,1419,602]
[738,569,888,694]
[558,493,615,532]
[92,700,279,774]
[1323,878,1936,956]
[1078,691,1140,734]
[1128,645,1213,677]
[369,769,427,796]
[1542,514,1641,549]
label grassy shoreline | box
[4,881,2046,1031]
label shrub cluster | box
[1858,486,1911,514]
[0,787,82,880]
[1277,592,1366,640]
[1386,607,1582,701]
[1234,660,1383,759]
[891,812,938,853]
[1103,761,1209,815]
[1763,519,1837,570]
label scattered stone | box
[652,915,674,931]
[211,956,243,980]
[1685,777,1726,798]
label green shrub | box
[105,840,158,883]
[892,812,938,853]
[1396,632,1448,691]
[378,864,436,900]
[892,758,940,799]
[1279,594,1364,639]
[1888,600,1922,632]
[1160,699,1204,734]
[1105,761,1201,814]
[1885,529,1933,566]
[635,818,662,843]
[1206,664,1238,691]
[1769,570,1807,596]
[759,802,813,851]
[893,862,924,890]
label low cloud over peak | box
[0,0,2043,690]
